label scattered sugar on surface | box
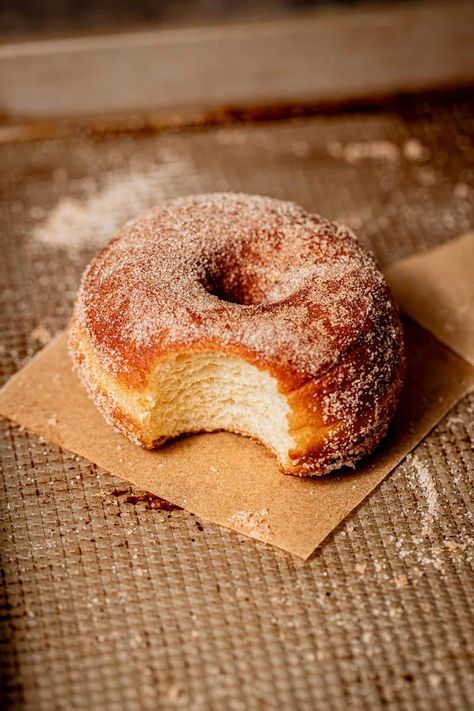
[327,140,400,163]
[327,137,429,164]
[393,575,409,589]
[380,452,472,578]
[454,182,469,199]
[403,138,429,161]
[31,162,190,255]
[405,453,439,536]
[229,508,270,539]
[416,166,438,187]
[446,398,474,429]
[30,325,53,346]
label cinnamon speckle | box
[70,193,403,475]
[125,493,181,511]
[110,487,181,511]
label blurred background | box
[1,0,472,125]
[1,3,474,711]
[1,1,411,37]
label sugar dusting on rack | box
[31,162,193,255]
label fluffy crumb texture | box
[69,192,405,476]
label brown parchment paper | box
[385,232,474,366]
[0,235,473,559]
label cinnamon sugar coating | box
[70,193,404,475]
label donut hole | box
[204,271,267,306]
[203,261,315,306]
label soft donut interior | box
[137,351,296,464]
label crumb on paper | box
[393,575,409,589]
[46,414,58,427]
[229,508,271,539]
[209,464,220,474]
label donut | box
[69,193,404,476]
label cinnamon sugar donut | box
[69,193,404,476]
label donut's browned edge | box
[69,193,405,477]
[69,304,405,477]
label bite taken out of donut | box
[69,193,404,476]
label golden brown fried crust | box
[69,193,405,476]
[70,314,403,476]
